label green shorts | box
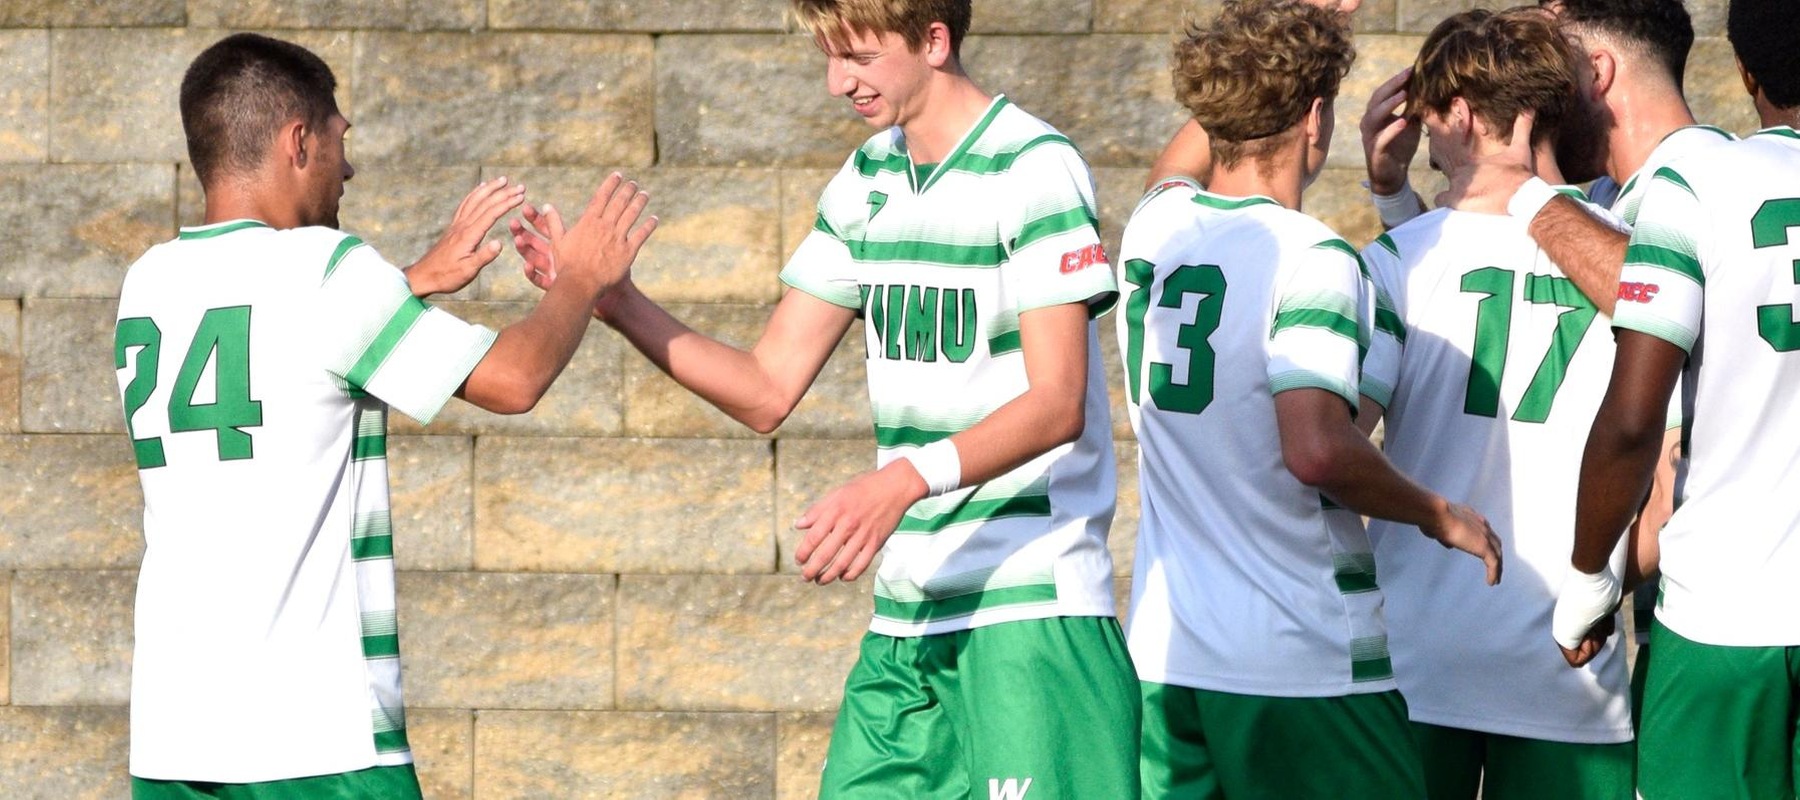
[819,615,1140,799]
[1139,681,1424,800]
[1638,619,1800,799]
[1411,722,1632,800]
[131,764,421,799]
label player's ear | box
[1735,55,1761,104]
[278,118,308,170]
[923,21,953,68]
[1589,48,1616,98]
[1304,96,1326,145]
[1448,96,1474,139]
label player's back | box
[1362,206,1632,742]
[1118,183,1390,696]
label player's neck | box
[1755,96,1800,131]
[1207,156,1304,211]
[898,71,992,165]
[1604,81,1697,184]
[200,175,305,229]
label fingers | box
[1483,531,1504,586]
[839,535,880,583]
[626,214,659,251]
[799,519,850,583]
[580,172,627,225]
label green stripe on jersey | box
[374,727,410,754]
[919,97,1007,193]
[853,148,910,179]
[988,328,1022,355]
[873,583,1058,624]
[1625,242,1704,285]
[177,220,270,240]
[848,238,1008,268]
[1651,166,1696,197]
[1373,233,1399,258]
[1192,192,1279,211]
[1753,126,1800,140]
[1014,205,1098,252]
[1351,635,1394,682]
[955,134,1074,176]
[1374,303,1406,344]
[346,296,430,389]
[372,707,410,753]
[353,511,394,560]
[354,432,387,461]
[1334,553,1379,594]
[876,424,954,448]
[1271,306,1360,343]
[323,236,368,281]
[896,492,1052,534]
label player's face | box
[820,27,934,130]
[1553,37,1609,184]
[299,112,355,229]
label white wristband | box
[902,439,962,498]
[1507,176,1560,222]
[1551,563,1622,650]
[1371,181,1423,228]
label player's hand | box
[542,172,658,299]
[1556,614,1616,668]
[1421,501,1503,586]
[1436,111,1537,211]
[1552,563,1622,666]
[510,201,565,291]
[405,175,527,297]
[1360,68,1421,197]
[793,461,929,585]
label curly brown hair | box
[790,0,971,56]
[1409,7,1578,146]
[1173,0,1355,168]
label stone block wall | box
[0,1,1747,796]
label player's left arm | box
[404,175,528,297]
[1144,120,1212,190]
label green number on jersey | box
[112,305,264,468]
[1752,198,1800,352]
[1123,259,1229,414]
[1460,267,1597,422]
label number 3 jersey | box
[1360,204,1633,744]
[113,221,496,783]
[1117,180,1389,697]
[1615,128,1800,648]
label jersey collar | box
[901,94,1010,195]
[1190,190,1280,211]
[177,219,271,240]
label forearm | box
[602,282,799,433]
[1304,424,1447,529]
[1572,416,1665,573]
[462,271,605,413]
[1528,196,1627,315]
[941,385,1085,489]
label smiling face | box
[819,26,938,130]
[298,112,355,229]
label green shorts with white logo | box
[1638,619,1800,799]
[1410,722,1632,800]
[1139,681,1424,800]
[819,615,1140,799]
[131,764,421,800]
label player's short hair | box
[1172,0,1355,169]
[790,0,972,56]
[1540,0,1692,90]
[180,33,340,187]
[1409,8,1578,147]
[1727,0,1800,110]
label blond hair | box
[790,0,972,55]
[1173,0,1355,168]
[1409,7,1578,145]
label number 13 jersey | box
[114,221,496,783]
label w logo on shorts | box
[988,777,1033,800]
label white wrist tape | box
[1507,176,1560,222]
[902,439,962,498]
[1552,564,1622,650]
[1371,181,1423,228]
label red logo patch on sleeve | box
[1617,281,1661,304]
[1059,243,1108,274]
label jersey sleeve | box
[999,143,1119,318]
[779,155,864,310]
[1267,237,1372,411]
[1358,233,1406,410]
[314,236,497,424]
[1614,166,1707,352]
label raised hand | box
[1422,501,1504,586]
[535,172,657,301]
[405,175,527,297]
[509,201,566,291]
[793,463,928,585]
[1360,68,1421,197]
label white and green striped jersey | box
[1117,180,1393,697]
[781,97,1120,637]
[1360,206,1633,744]
[1612,128,1800,647]
[1588,124,1737,227]
[114,220,495,783]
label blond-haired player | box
[1117,1,1501,797]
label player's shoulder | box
[967,97,1088,176]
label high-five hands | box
[405,175,528,297]
[509,173,657,305]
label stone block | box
[478,166,784,306]
[1396,0,1486,34]
[1092,167,1141,274]
[1097,308,1133,442]
[0,31,46,162]
[620,303,868,439]
[1685,37,1759,138]
[22,298,122,434]
[475,710,776,798]
[489,0,784,31]
[0,706,130,800]
[0,299,18,433]
[0,436,144,570]
[409,708,474,800]
[657,34,871,168]
[0,0,182,25]
[397,571,614,710]
[341,166,487,303]
[1330,34,1430,172]
[186,0,483,29]
[616,575,870,711]
[0,572,8,705]
[1111,440,1139,575]
[1095,0,1398,34]
[389,435,475,571]
[0,164,175,298]
[10,570,134,705]
[775,438,874,575]
[1687,0,1726,38]
[50,29,352,164]
[1309,167,1386,249]
[973,0,1093,33]
[779,169,836,258]
[389,301,625,437]
[474,437,774,574]
[961,35,1189,168]
[352,32,653,167]
[777,712,837,800]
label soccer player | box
[1117,2,1501,797]
[114,34,656,798]
[515,1,1134,796]
[1357,10,1633,798]
[1553,0,1800,796]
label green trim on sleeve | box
[1014,205,1100,252]
[1269,371,1359,410]
[1624,242,1704,285]
[345,295,429,389]
[323,235,368,281]
[1651,166,1697,197]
